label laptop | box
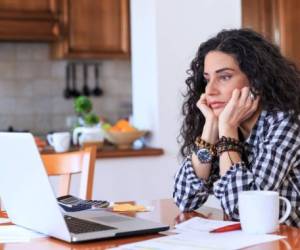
[0,133,169,242]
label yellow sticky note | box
[112,204,147,212]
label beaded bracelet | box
[215,136,244,156]
[195,137,216,156]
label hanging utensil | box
[63,62,72,99]
[82,63,90,96]
[71,62,80,97]
[93,63,103,96]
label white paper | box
[0,225,47,243]
[0,218,11,224]
[110,217,286,250]
[111,231,286,250]
[173,217,238,233]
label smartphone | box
[57,195,109,212]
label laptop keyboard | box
[64,215,116,234]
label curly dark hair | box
[179,28,300,157]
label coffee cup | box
[238,191,291,234]
[47,132,71,153]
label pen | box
[209,223,241,233]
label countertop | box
[41,145,164,159]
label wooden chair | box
[41,146,97,200]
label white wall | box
[64,0,241,203]
[123,0,240,202]
[131,0,241,150]
[92,157,175,201]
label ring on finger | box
[249,92,255,101]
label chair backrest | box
[41,146,97,200]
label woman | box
[173,28,300,226]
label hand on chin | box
[212,107,224,117]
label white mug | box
[47,132,71,153]
[238,191,291,234]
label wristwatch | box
[194,137,215,164]
[195,147,213,164]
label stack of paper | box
[0,218,10,224]
[0,225,46,243]
[172,217,238,233]
[110,217,286,250]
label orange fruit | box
[109,126,121,132]
[120,126,136,132]
[115,119,130,129]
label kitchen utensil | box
[82,63,90,96]
[63,63,72,99]
[71,63,80,97]
[93,63,103,96]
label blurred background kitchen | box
[0,0,132,134]
[0,0,298,205]
[0,45,132,134]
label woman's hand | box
[197,94,218,143]
[218,87,259,137]
[196,93,216,122]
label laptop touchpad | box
[92,215,132,223]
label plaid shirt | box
[173,110,300,227]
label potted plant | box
[73,96,99,127]
[72,96,104,147]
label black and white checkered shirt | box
[173,110,300,227]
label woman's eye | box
[220,75,231,81]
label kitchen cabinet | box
[0,0,60,41]
[242,0,300,66]
[52,0,130,59]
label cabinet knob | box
[52,23,60,38]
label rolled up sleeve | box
[173,156,215,211]
[213,115,300,220]
[213,163,254,219]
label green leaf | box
[84,113,99,125]
[74,96,92,114]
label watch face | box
[196,148,212,163]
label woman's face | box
[203,51,250,116]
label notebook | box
[0,133,169,242]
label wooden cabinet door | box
[242,0,279,44]
[0,0,56,13]
[242,0,300,66]
[52,0,130,59]
[277,0,300,66]
[0,0,60,41]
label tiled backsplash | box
[0,43,132,134]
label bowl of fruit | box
[102,119,147,149]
